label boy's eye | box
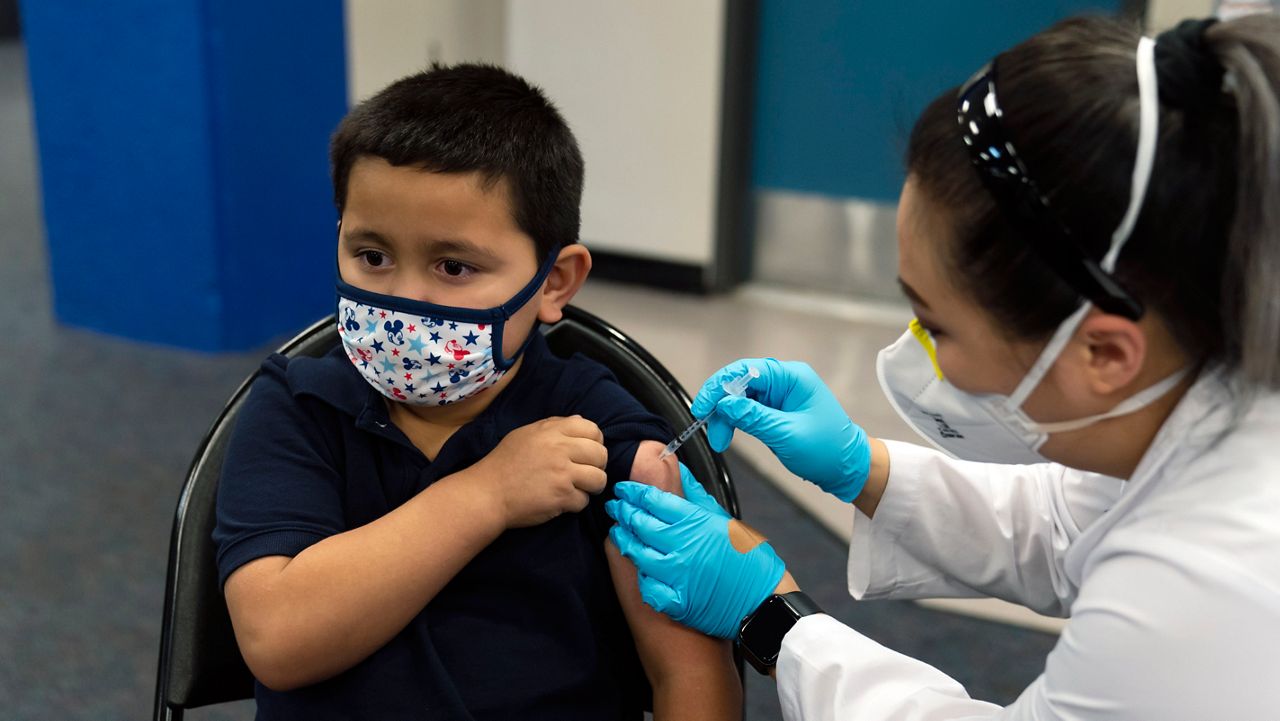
[359,250,389,268]
[438,259,475,278]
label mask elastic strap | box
[1025,366,1190,434]
[1007,36,1160,410]
[335,244,562,324]
[490,246,562,370]
[496,245,562,320]
[1007,302,1093,408]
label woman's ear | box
[1077,311,1147,397]
[537,245,592,324]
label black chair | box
[153,305,741,720]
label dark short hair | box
[907,14,1280,391]
[330,63,584,262]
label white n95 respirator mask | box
[875,317,1187,464]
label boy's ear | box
[537,245,592,324]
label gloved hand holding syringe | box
[658,367,761,461]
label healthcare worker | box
[606,14,1280,719]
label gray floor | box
[0,39,1057,720]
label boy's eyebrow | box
[341,227,392,247]
[430,239,505,265]
[897,277,931,310]
[342,228,505,264]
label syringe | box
[658,367,760,461]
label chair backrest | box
[153,307,738,719]
[153,317,336,720]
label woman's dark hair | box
[906,14,1280,392]
[330,63,584,262]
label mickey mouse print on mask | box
[336,246,559,406]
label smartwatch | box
[736,591,823,675]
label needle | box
[658,367,760,461]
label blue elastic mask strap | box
[335,246,561,370]
[335,245,561,324]
[496,245,561,320]
[493,246,561,369]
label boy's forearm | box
[650,645,743,721]
[620,566,743,721]
[226,465,505,690]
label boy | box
[212,64,741,720]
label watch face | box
[738,595,793,664]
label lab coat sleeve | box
[848,440,1123,616]
[777,532,1280,720]
[776,614,1003,721]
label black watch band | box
[736,591,823,675]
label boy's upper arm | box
[605,443,738,695]
[214,357,346,587]
[559,361,737,699]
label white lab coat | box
[776,369,1280,719]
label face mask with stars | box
[335,247,559,407]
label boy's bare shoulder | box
[627,441,682,496]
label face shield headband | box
[955,40,1160,321]
[961,36,1161,413]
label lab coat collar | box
[1124,365,1237,495]
[1062,366,1238,588]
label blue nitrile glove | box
[606,472,785,640]
[675,462,730,519]
[691,358,871,502]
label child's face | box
[337,157,546,361]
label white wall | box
[344,0,507,105]
[342,1,726,268]
[504,1,725,266]
[1146,0,1215,29]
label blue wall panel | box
[22,0,222,349]
[204,0,348,350]
[21,0,346,351]
[752,0,1124,203]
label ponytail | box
[1207,16,1280,392]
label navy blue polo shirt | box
[213,332,672,720]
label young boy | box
[212,64,741,720]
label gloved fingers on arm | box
[608,524,671,571]
[614,481,700,526]
[604,497,643,531]
[678,463,730,518]
[606,497,680,553]
[637,572,684,616]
